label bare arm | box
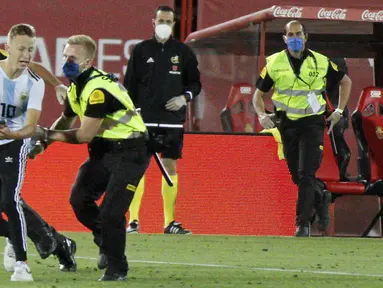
[252,88,267,117]
[337,74,352,110]
[28,62,62,87]
[47,116,103,144]
[252,88,275,129]
[28,62,67,105]
[41,113,78,145]
[0,109,41,140]
[326,74,352,134]
[50,113,77,130]
[28,112,78,159]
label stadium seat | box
[317,127,366,196]
[351,87,383,236]
[220,83,262,132]
[351,87,383,183]
[317,87,383,236]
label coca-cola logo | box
[273,6,303,18]
[361,10,383,21]
[317,8,347,20]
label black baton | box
[145,122,183,187]
[153,152,173,187]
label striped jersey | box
[0,49,45,145]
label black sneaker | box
[57,238,77,272]
[34,234,58,260]
[99,256,128,281]
[316,190,332,232]
[98,253,108,270]
[98,273,127,281]
[164,221,192,235]
[126,220,139,234]
[295,226,310,237]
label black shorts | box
[147,127,184,160]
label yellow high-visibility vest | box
[266,49,329,120]
[67,69,146,139]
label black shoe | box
[126,220,139,234]
[98,253,108,270]
[34,234,58,260]
[98,273,127,281]
[57,237,77,272]
[164,221,192,235]
[295,226,310,237]
[316,190,332,232]
[99,257,128,281]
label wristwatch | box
[183,93,192,102]
[335,108,344,115]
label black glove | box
[28,138,47,159]
[28,126,49,159]
[35,125,48,142]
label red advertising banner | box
[22,134,297,236]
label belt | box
[145,123,183,129]
[103,136,147,151]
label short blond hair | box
[8,23,36,42]
[67,34,97,59]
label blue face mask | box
[287,37,304,53]
[62,61,81,80]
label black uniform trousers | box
[0,140,29,261]
[279,114,325,227]
[69,136,150,274]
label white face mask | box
[155,24,172,40]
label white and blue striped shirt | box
[0,67,45,145]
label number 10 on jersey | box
[0,103,16,118]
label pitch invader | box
[0,23,74,282]
[0,32,77,278]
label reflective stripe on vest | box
[272,99,326,115]
[274,88,325,97]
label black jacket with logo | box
[123,37,201,124]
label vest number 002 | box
[309,71,319,77]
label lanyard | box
[286,51,318,89]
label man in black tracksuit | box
[123,5,201,234]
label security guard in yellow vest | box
[34,35,150,281]
[253,21,352,237]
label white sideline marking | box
[3,252,383,278]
